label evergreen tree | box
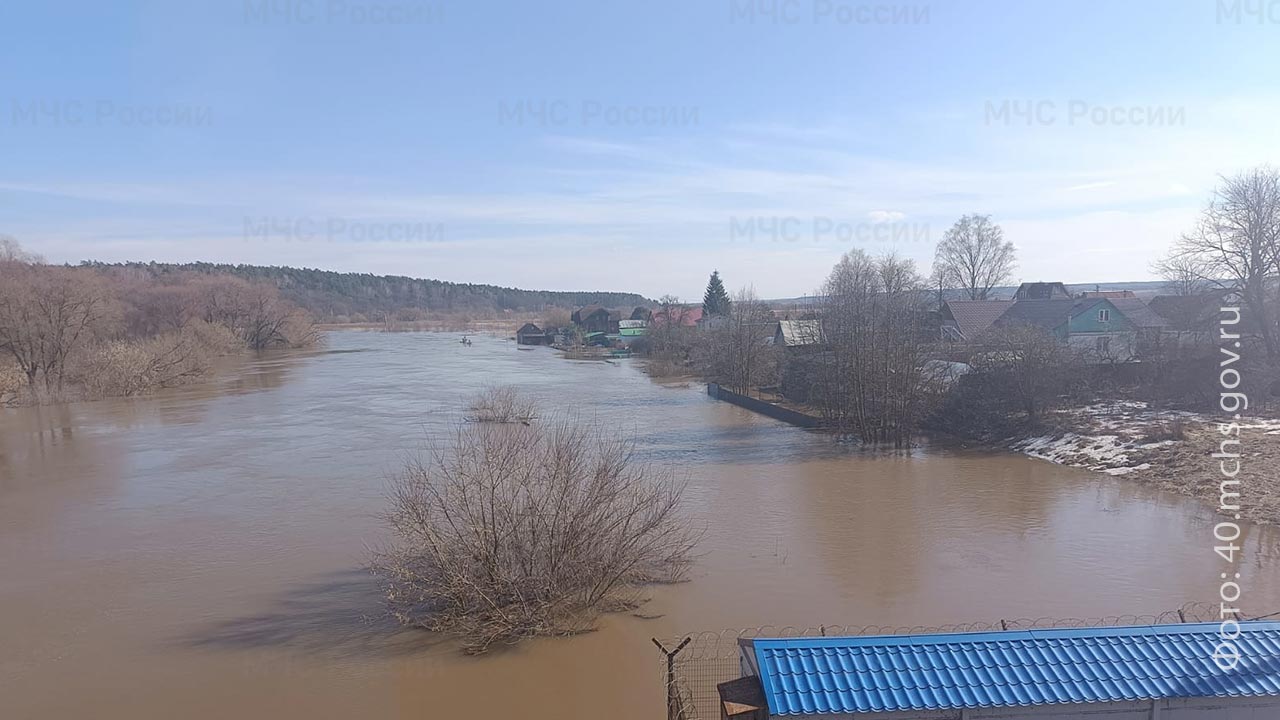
[702,270,732,317]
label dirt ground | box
[1011,402,1280,524]
[1132,423,1280,525]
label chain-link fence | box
[653,602,1261,720]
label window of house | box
[1098,309,1111,323]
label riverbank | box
[694,373,1280,525]
[1009,401,1280,524]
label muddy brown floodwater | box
[3,331,1280,719]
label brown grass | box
[0,361,24,405]
[1139,417,1188,443]
[1130,423,1280,525]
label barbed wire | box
[658,601,1244,661]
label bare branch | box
[932,214,1017,301]
[372,390,699,653]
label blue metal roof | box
[752,622,1280,716]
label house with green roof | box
[940,285,1168,363]
[993,296,1166,363]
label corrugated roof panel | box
[752,622,1280,716]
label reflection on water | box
[2,331,1279,719]
[181,568,430,661]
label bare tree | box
[1152,249,1215,296]
[134,284,201,336]
[467,385,537,423]
[191,275,317,349]
[1168,166,1280,358]
[644,295,697,377]
[0,235,43,264]
[0,259,319,404]
[698,286,777,394]
[541,307,572,331]
[933,214,1017,300]
[656,294,688,326]
[811,251,944,445]
[971,325,1077,422]
[0,264,119,395]
[372,392,697,653]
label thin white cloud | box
[4,93,1278,298]
[867,210,907,223]
[1065,181,1117,192]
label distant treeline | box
[81,262,651,321]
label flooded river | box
[3,331,1280,719]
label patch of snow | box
[1019,402,1279,475]
[1014,432,1172,475]
[1104,463,1152,476]
[1015,433,1131,466]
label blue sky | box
[2,0,1277,300]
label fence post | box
[653,637,692,720]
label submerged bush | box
[373,392,698,653]
[466,385,538,423]
[0,361,24,403]
[72,321,240,399]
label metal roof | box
[942,300,1014,339]
[752,622,1280,716]
[1015,281,1072,300]
[993,298,1092,331]
[776,320,823,347]
[1109,297,1169,329]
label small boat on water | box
[460,335,472,346]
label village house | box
[564,305,654,347]
[650,305,703,328]
[938,299,1015,342]
[1149,292,1229,332]
[938,283,1168,363]
[718,622,1280,719]
[1013,281,1072,301]
[618,318,648,341]
[515,322,551,345]
[993,297,1162,362]
[773,319,823,353]
[571,305,622,334]
[1146,289,1260,347]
